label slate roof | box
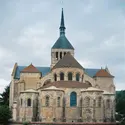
[21,64,40,73]
[52,35,74,49]
[53,52,83,69]
[40,81,91,89]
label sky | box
[0,0,125,93]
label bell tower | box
[51,8,74,68]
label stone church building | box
[9,9,116,123]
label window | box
[54,74,57,81]
[64,52,66,55]
[27,98,31,107]
[68,72,72,81]
[82,75,84,82]
[98,97,102,107]
[70,92,77,106]
[76,73,80,81]
[85,97,90,107]
[106,99,110,108]
[57,97,61,107]
[45,96,49,107]
[56,52,58,60]
[60,72,64,80]
[60,52,62,59]
[21,98,23,106]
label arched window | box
[82,75,84,82]
[64,52,66,55]
[54,74,57,81]
[70,92,77,106]
[21,98,23,106]
[27,98,31,107]
[106,99,110,108]
[68,72,72,81]
[98,97,102,107]
[56,52,58,60]
[45,96,49,107]
[76,73,80,81]
[60,72,64,80]
[84,97,90,107]
[57,97,61,107]
[60,52,62,59]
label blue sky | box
[0,0,125,93]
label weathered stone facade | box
[9,9,116,123]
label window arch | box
[54,74,57,81]
[56,52,58,60]
[57,97,61,107]
[70,92,77,106]
[27,98,31,107]
[76,73,80,81]
[60,72,64,80]
[60,52,62,59]
[68,72,72,81]
[84,97,90,107]
[45,96,49,107]
[106,99,110,108]
[98,97,102,107]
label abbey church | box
[9,9,116,123]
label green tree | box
[0,105,12,124]
[0,85,10,106]
[116,90,125,125]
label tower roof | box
[53,52,83,69]
[52,8,74,50]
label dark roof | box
[84,68,100,77]
[41,81,91,89]
[94,69,114,77]
[21,64,40,73]
[53,52,83,69]
[14,66,50,79]
[52,35,74,49]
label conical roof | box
[53,52,83,69]
[52,35,74,49]
[21,64,40,73]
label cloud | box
[0,0,124,93]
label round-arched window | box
[54,74,57,81]
[68,72,72,81]
[60,72,64,80]
[70,92,77,106]
[76,73,80,81]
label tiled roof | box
[53,52,83,69]
[40,81,91,89]
[94,69,114,77]
[14,66,50,79]
[52,35,74,49]
[21,64,40,73]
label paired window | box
[70,92,77,106]
[45,96,49,107]
[27,98,31,107]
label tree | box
[116,90,125,125]
[0,85,10,106]
[0,105,12,124]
